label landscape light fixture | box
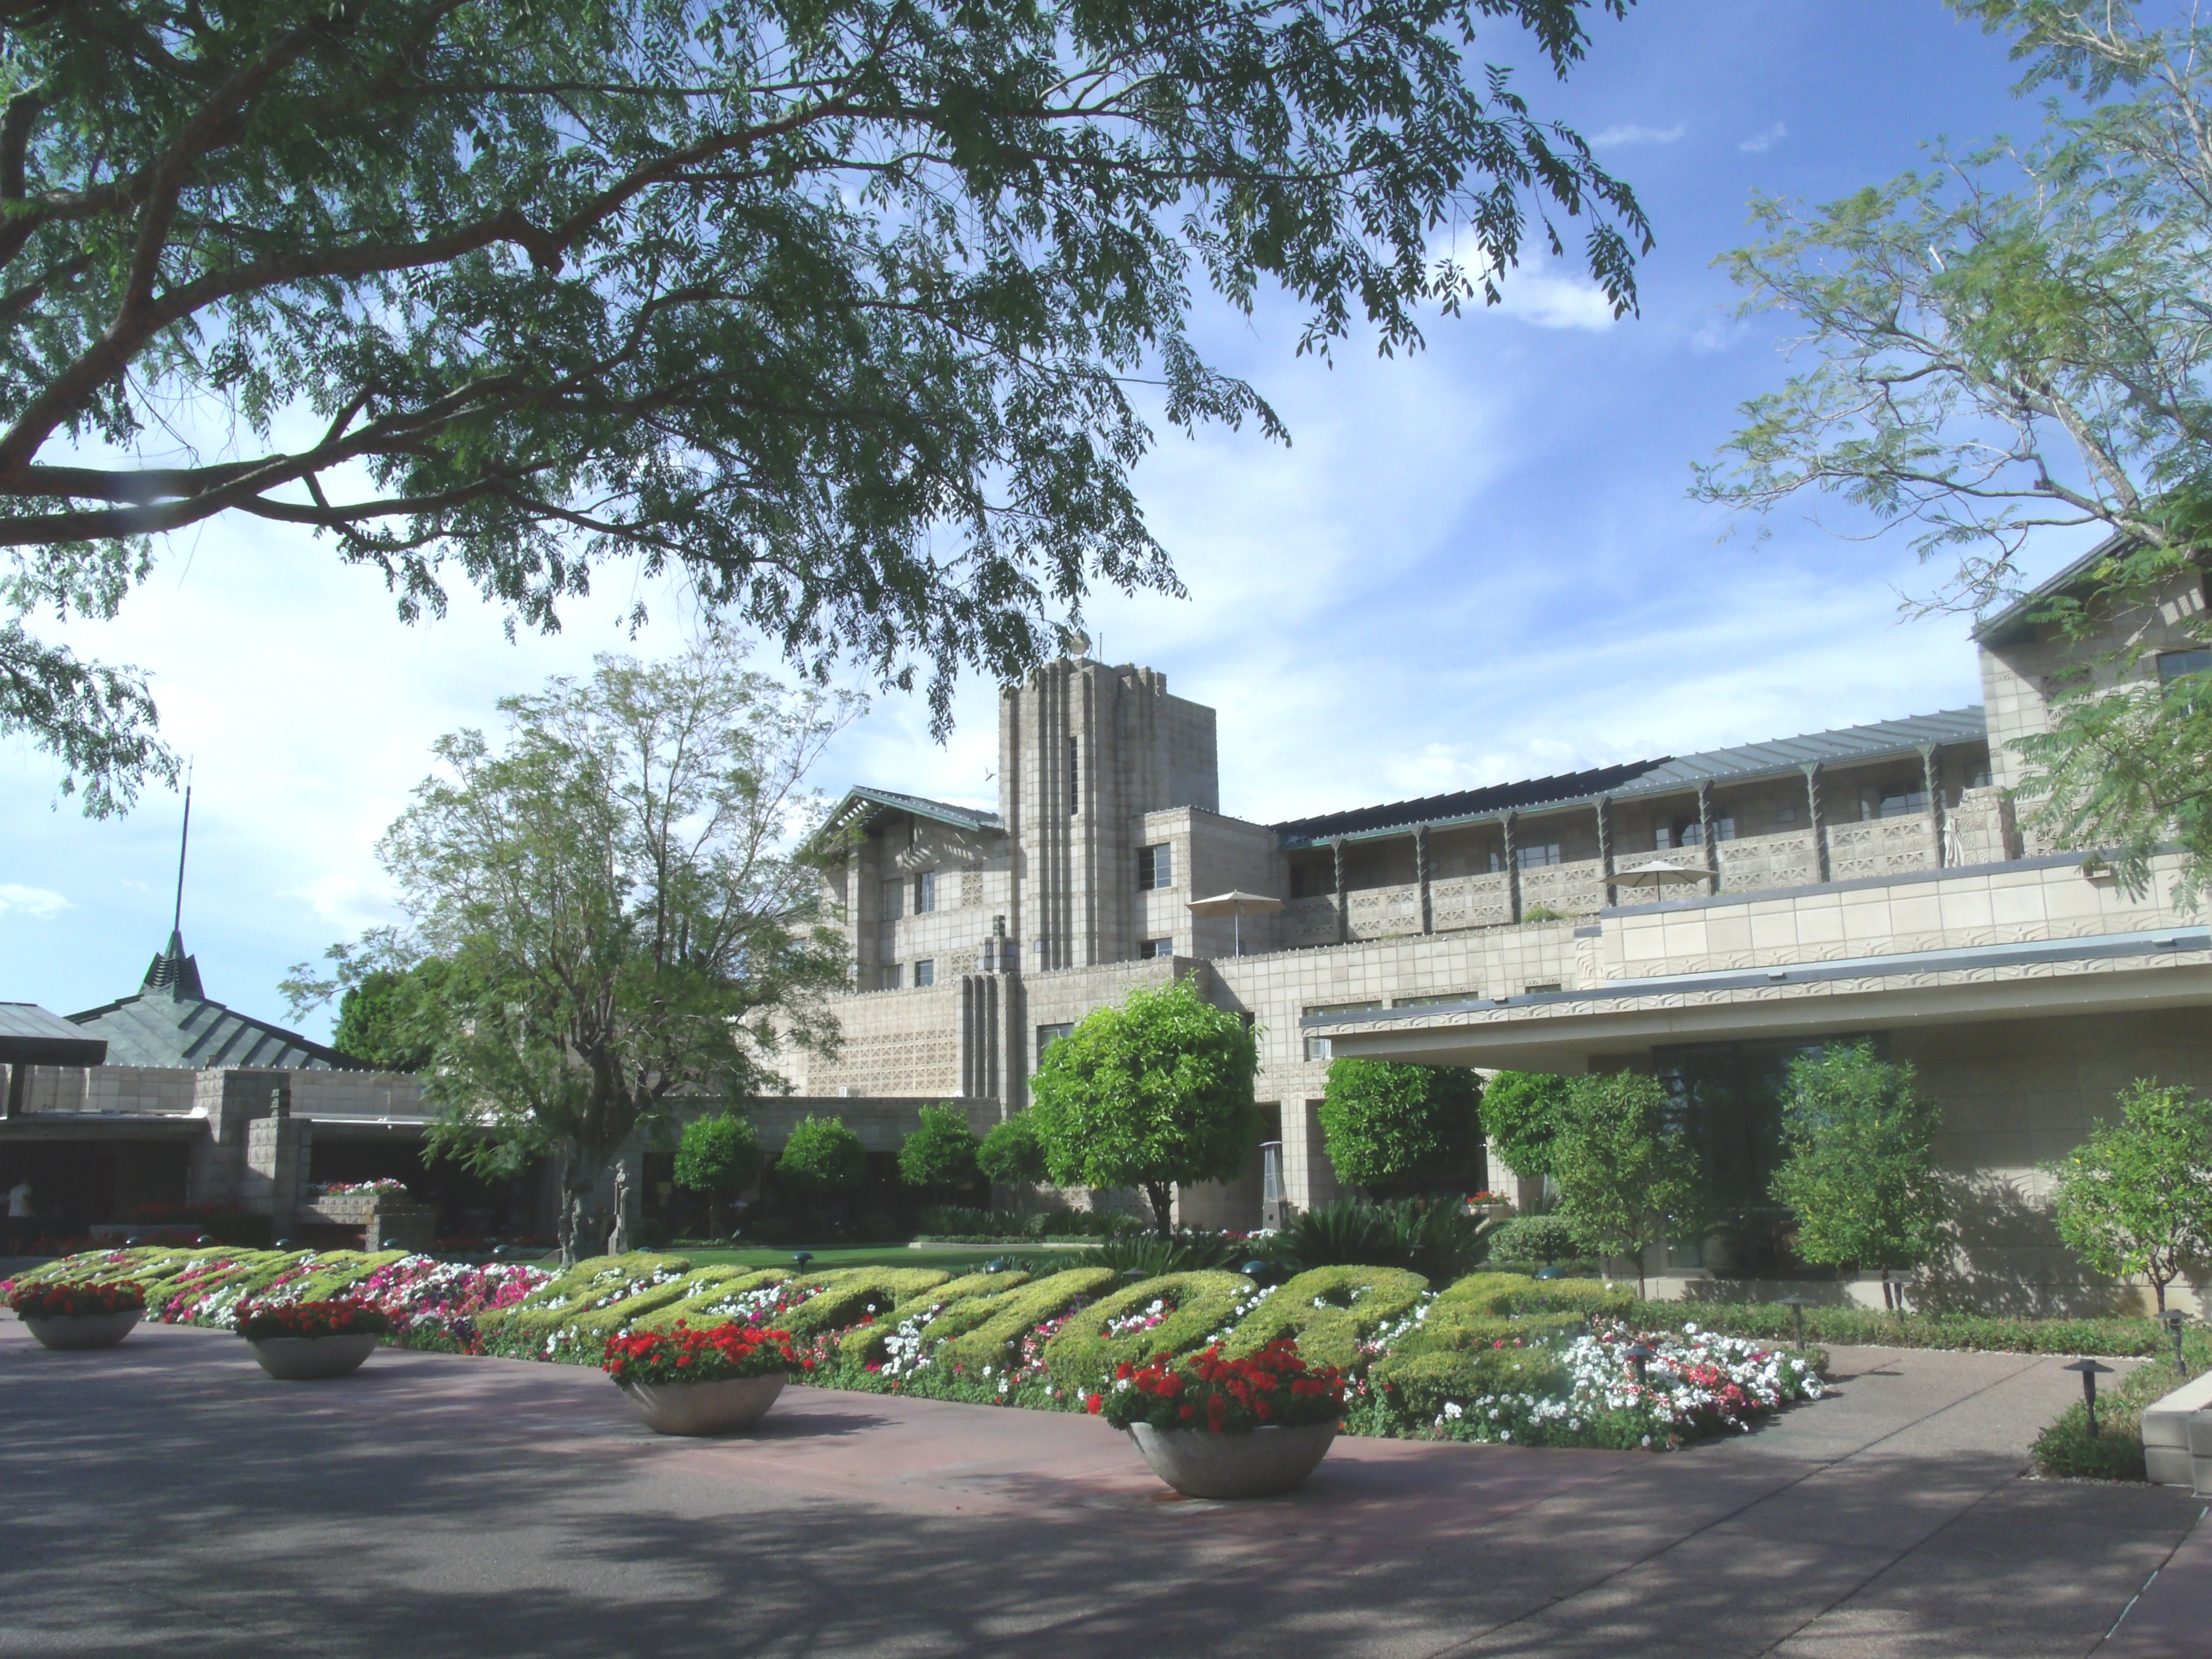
[2157,1309,2190,1379]
[273,1238,296,1251]
[791,1250,814,1269]
[1625,1342,1656,1387]
[1778,1294,1809,1352]
[2063,1358,2114,1437]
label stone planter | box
[21,1310,142,1351]
[619,1373,786,1436]
[247,1333,380,1380]
[1127,1419,1337,1499]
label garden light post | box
[1779,1294,1807,1352]
[1625,1342,1655,1389]
[2064,1358,2113,1437]
[791,1250,814,1270]
[2158,1309,2189,1379]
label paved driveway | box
[1,1320,2200,1658]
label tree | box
[291,630,852,1266]
[2048,1079,2212,1314]
[1693,3,2212,894]
[1,0,1649,810]
[1479,1070,1570,1181]
[977,1114,1050,1192]
[674,1112,764,1237]
[1770,1044,1947,1311]
[1548,1072,1699,1298]
[329,960,456,1072]
[898,1103,982,1194]
[1026,979,1258,1233]
[1316,1058,1484,1196]
[778,1114,867,1197]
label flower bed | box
[310,1179,409,1197]
[8,1281,146,1318]
[601,1321,804,1386]
[1096,1339,1346,1433]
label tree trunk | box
[1144,1181,1174,1237]
[2154,1276,2168,1314]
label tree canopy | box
[1026,978,1258,1232]
[673,1112,764,1233]
[977,1114,1050,1188]
[327,960,456,1072]
[1316,1057,1484,1195]
[1770,1043,1946,1308]
[778,1114,867,1195]
[898,1102,982,1192]
[1548,1071,1698,1297]
[1,0,1649,812]
[290,630,851,1265]
[1477,1069,1568,1180]
[2047,1078,2212,1313]
[1695,2,2212,892]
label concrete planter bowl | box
[247,1334,380,1381]
[22,1310,143,1351]
[619,1373,786,1436]
[1128,1420,1338,1499]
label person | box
[4,1178,32,1256]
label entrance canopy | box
[1,1005,108,1118]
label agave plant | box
[1268,1199,1494,1281]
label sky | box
[0,1,2087,1041]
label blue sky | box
[1,1,2080,1040]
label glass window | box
[879,878,904,921]
[912,959,935,987]
[883,963,903,990]
[1136,843,1174,890]
[1138,938,1173,959]
[1036,1022,1074,1062]
[913,870,937,913]
[1391,992,1475,1008]
[1516,841,1562,869]
[1775,805,1798,824]
[1303,1034,1332,1062]
[2158,648,2212,684]
[1862,786,1929,821]
[1067,737,1080,815]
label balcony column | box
[1331,836,1348,945]
[1921,743,1946,869]
[1596,796,1616,909]
[1696,780,1719,895]
[1415,825,1433,935]
[1803,762,1830,883]
[1503,811,1523,924]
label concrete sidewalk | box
[0,1321,2197,1657]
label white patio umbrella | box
[1610,857,1714,897]
[1186,890,1285,956]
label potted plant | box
[9,1281,146,1350]
[1093,1338,1346,1499]
[601,1320,806,1436]
[236,1298,390,1379]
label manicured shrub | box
[1222,1266,1428,1372]
[899,1103,982,1190]
[975,1114,1049,1187]
[777,1115,868,1194]
[2031,1337,2212,1481]
[1316,1058,1484,1195]
[1668,1301,2212,1358]
[626,1267,790,1332]
[1550,1072,1701,1296]
[479,1251,695,1341]
[1487,1216,1590,1273]
[1431,1270,1537,1314]
[674,1113,764,1231]
[1073,1232,1243,1275]
[933,1267,1122,1371]
[838,1269,1033,1366]
[1392,1308,1585,1360]
[779,1267,951,1339]
[2047,1079,2212,1314]
[1370,1343,1571,1419]
[1495,1278,1631,1322]
[1041,1270,1256,1390]
[289,1250,413,1304]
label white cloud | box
[1500,270,1620,331]
[1591,122,1687,148]
[1739,121,1789,154]
[0,885,72,921]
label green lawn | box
[665,1243,1078,1273]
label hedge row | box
[1657,1301,2194,1358]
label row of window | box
[881,844,1173,924]
[882,959,936,989]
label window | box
[1036,1023,1074,1062]
[1392,992,1475,1008]
[2158,648,2212,685]
[1672,817,1735,846]
[1523,982,1562,995]
[1861,786,1928,821]
[1775,805,1798,824]
[911,959,935,987]
[913,870,937,913]
[1136,843,1174,890]
[1518,841,1562,869]
[879,878,905,921]
[1138,938,1174,959]
[1067,736,1080,815]
[883,963,903,990]
[1301,1001,1380,1063]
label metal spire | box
[172,760,193,939]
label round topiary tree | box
[1026,978,1258,1235]
[1479,1071,1570,1182]
[672,1112,763,1237]
[977,1113,1049,1189]
[1315,1057,1484,1196]
[899,1102,982,1194]
[776,1114,867,1197]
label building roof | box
[0,1004,108,1067]
[67,931,367,1072]
[1970,532,2136,647]
[1273,708,1988,847]
[813,785,1003,853]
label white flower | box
[1442,1401,1463,1420]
